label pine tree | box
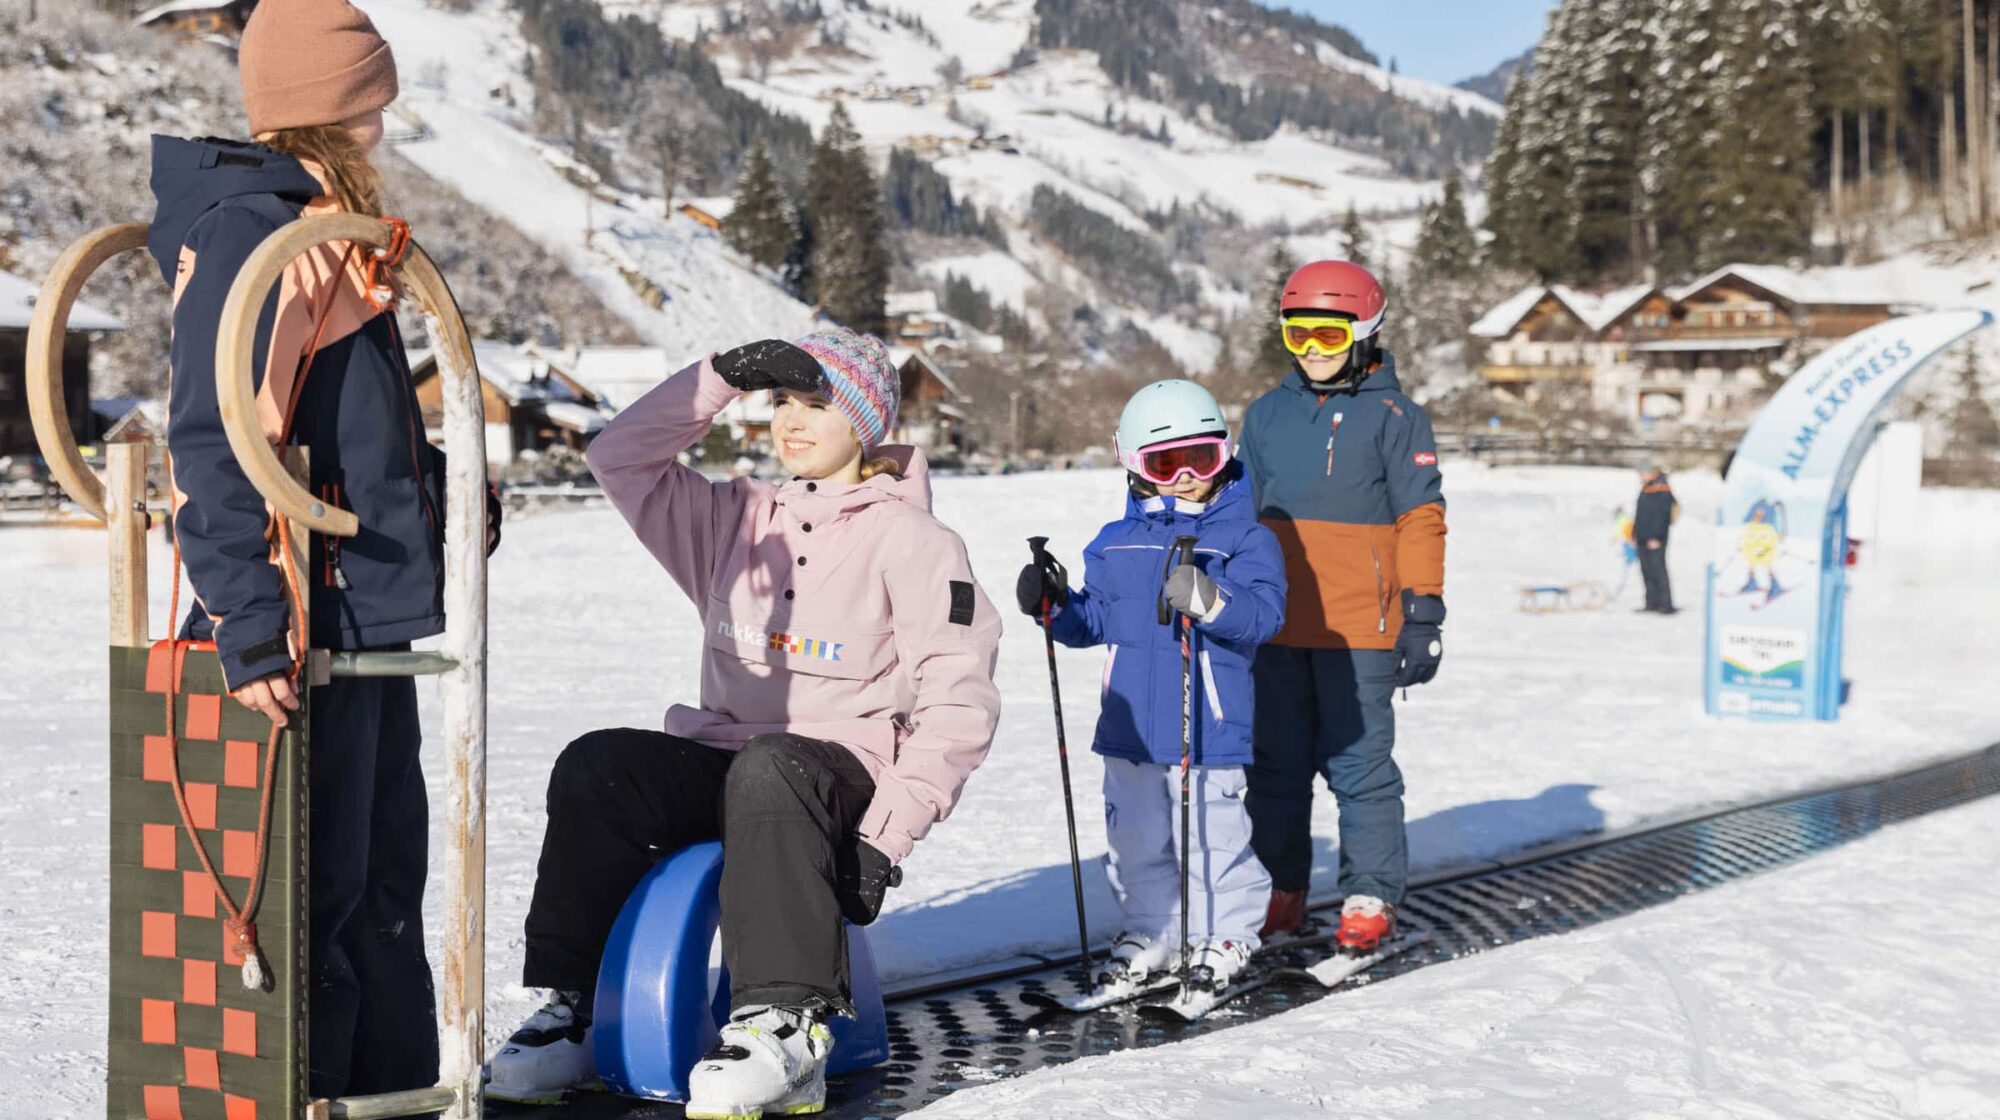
[724,138,795,273]
[1412,172,1480,283]
[804,103,890,337]
[1253,243,1301,375]
[1949,345,2000,456]
[1338,203,1373,270]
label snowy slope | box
[6,465,2000,1114]
[583,0,1470,369]
[914,794,2000,1120]
[365,0,817,361]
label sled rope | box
[160,236,369,991]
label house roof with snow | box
[1471,283,1660,339]
[134,0,248,26]
[0,270,124,333]
[538,345,673,411]
[1668,264,1898,308]
[887,291,942,319]
[1468,285,1551,339]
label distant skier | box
[489,328,1003,1120]
[1238,260,1448,956]
[1634,464,1680,614]
[150,0,499,1100]
[1015,380,1286,1000]
[1612,506,1638,599]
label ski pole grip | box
[1158,536,1199,625]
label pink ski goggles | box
[1118,434,1233,486]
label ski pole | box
[1029,536,1093,983]
[1165,535,1199,990]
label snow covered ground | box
[914,793,2000,1119]
[3,464,1997,1115]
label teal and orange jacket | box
[1239,353,1447,650]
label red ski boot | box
[1259,888,1308,940]
[1334,895,1396,955]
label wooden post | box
[106,439,150,648]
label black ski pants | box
[308,666,440,1101]
[523,729,877,1011]
[1639,542,1675,612]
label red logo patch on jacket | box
[1413,451,1439,467]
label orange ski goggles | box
[1280,314,1359,357]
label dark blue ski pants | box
[1247,646,1407,904]
[308,661,440,1100]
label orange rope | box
[159,233,377,989]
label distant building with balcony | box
[1471,265,1905,426]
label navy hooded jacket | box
[1048,468,1287,767]
[150,136,447,689]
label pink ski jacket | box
[586,358,1004,864]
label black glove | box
[835,839,902,926]
[1164,562,1224,622]
[1015,553,1070,617]
[1393,590,1446,687]
[713,339,824,394]
[486,483,504,557]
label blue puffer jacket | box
[1048,468,1287,767]
[150,136,448,689]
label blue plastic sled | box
[592,840,889,1102]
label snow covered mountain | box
[365,0,820,362]
[370,0,1497,373]
[621,0,1498,369]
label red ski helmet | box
[1281,260,1387,340]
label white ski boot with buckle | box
[1100,931,1173,990]
[486,989,597,1103]
[1186,939,1256,992]
[685,1003,835,1120]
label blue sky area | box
[1264,1,1560,87]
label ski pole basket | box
[28,214,490,1120]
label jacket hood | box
[773,444,934,523]
[1122,463,1256,527]
[147,135,325,284]
[1283,349,1404,398]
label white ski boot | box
[486,990,597,1103]
[1186,939,1256,992]
[685,1003,835,1120]
[1100,931,1173,989]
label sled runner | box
[1516,581,1611,614]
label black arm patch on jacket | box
[239,634,291,669]
[949,581,976,627]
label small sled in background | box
[1517,581,1612,614]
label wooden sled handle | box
[26,222,150,522]
[216,213,482,539]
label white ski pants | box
[1102,756,1270,949]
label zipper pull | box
[332,558,350,590]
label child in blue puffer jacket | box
[1014,380,1287,997]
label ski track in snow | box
[3,465,1998,1115]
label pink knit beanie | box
[239,0,400,134]
[794,327,901,454]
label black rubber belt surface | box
[492,743,2000,1119]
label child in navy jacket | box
[1015,380,1287,996]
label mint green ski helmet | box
[1114,379,1231,477]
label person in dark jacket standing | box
[152,0,494,1098]
[1238,260,1447,956]
[1633,465,1679,614]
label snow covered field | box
[3,463,1998,1115]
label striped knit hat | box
[794,327,900,454]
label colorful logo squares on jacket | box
[767,632,845,662]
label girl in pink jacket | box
[490,327,1003,1118]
